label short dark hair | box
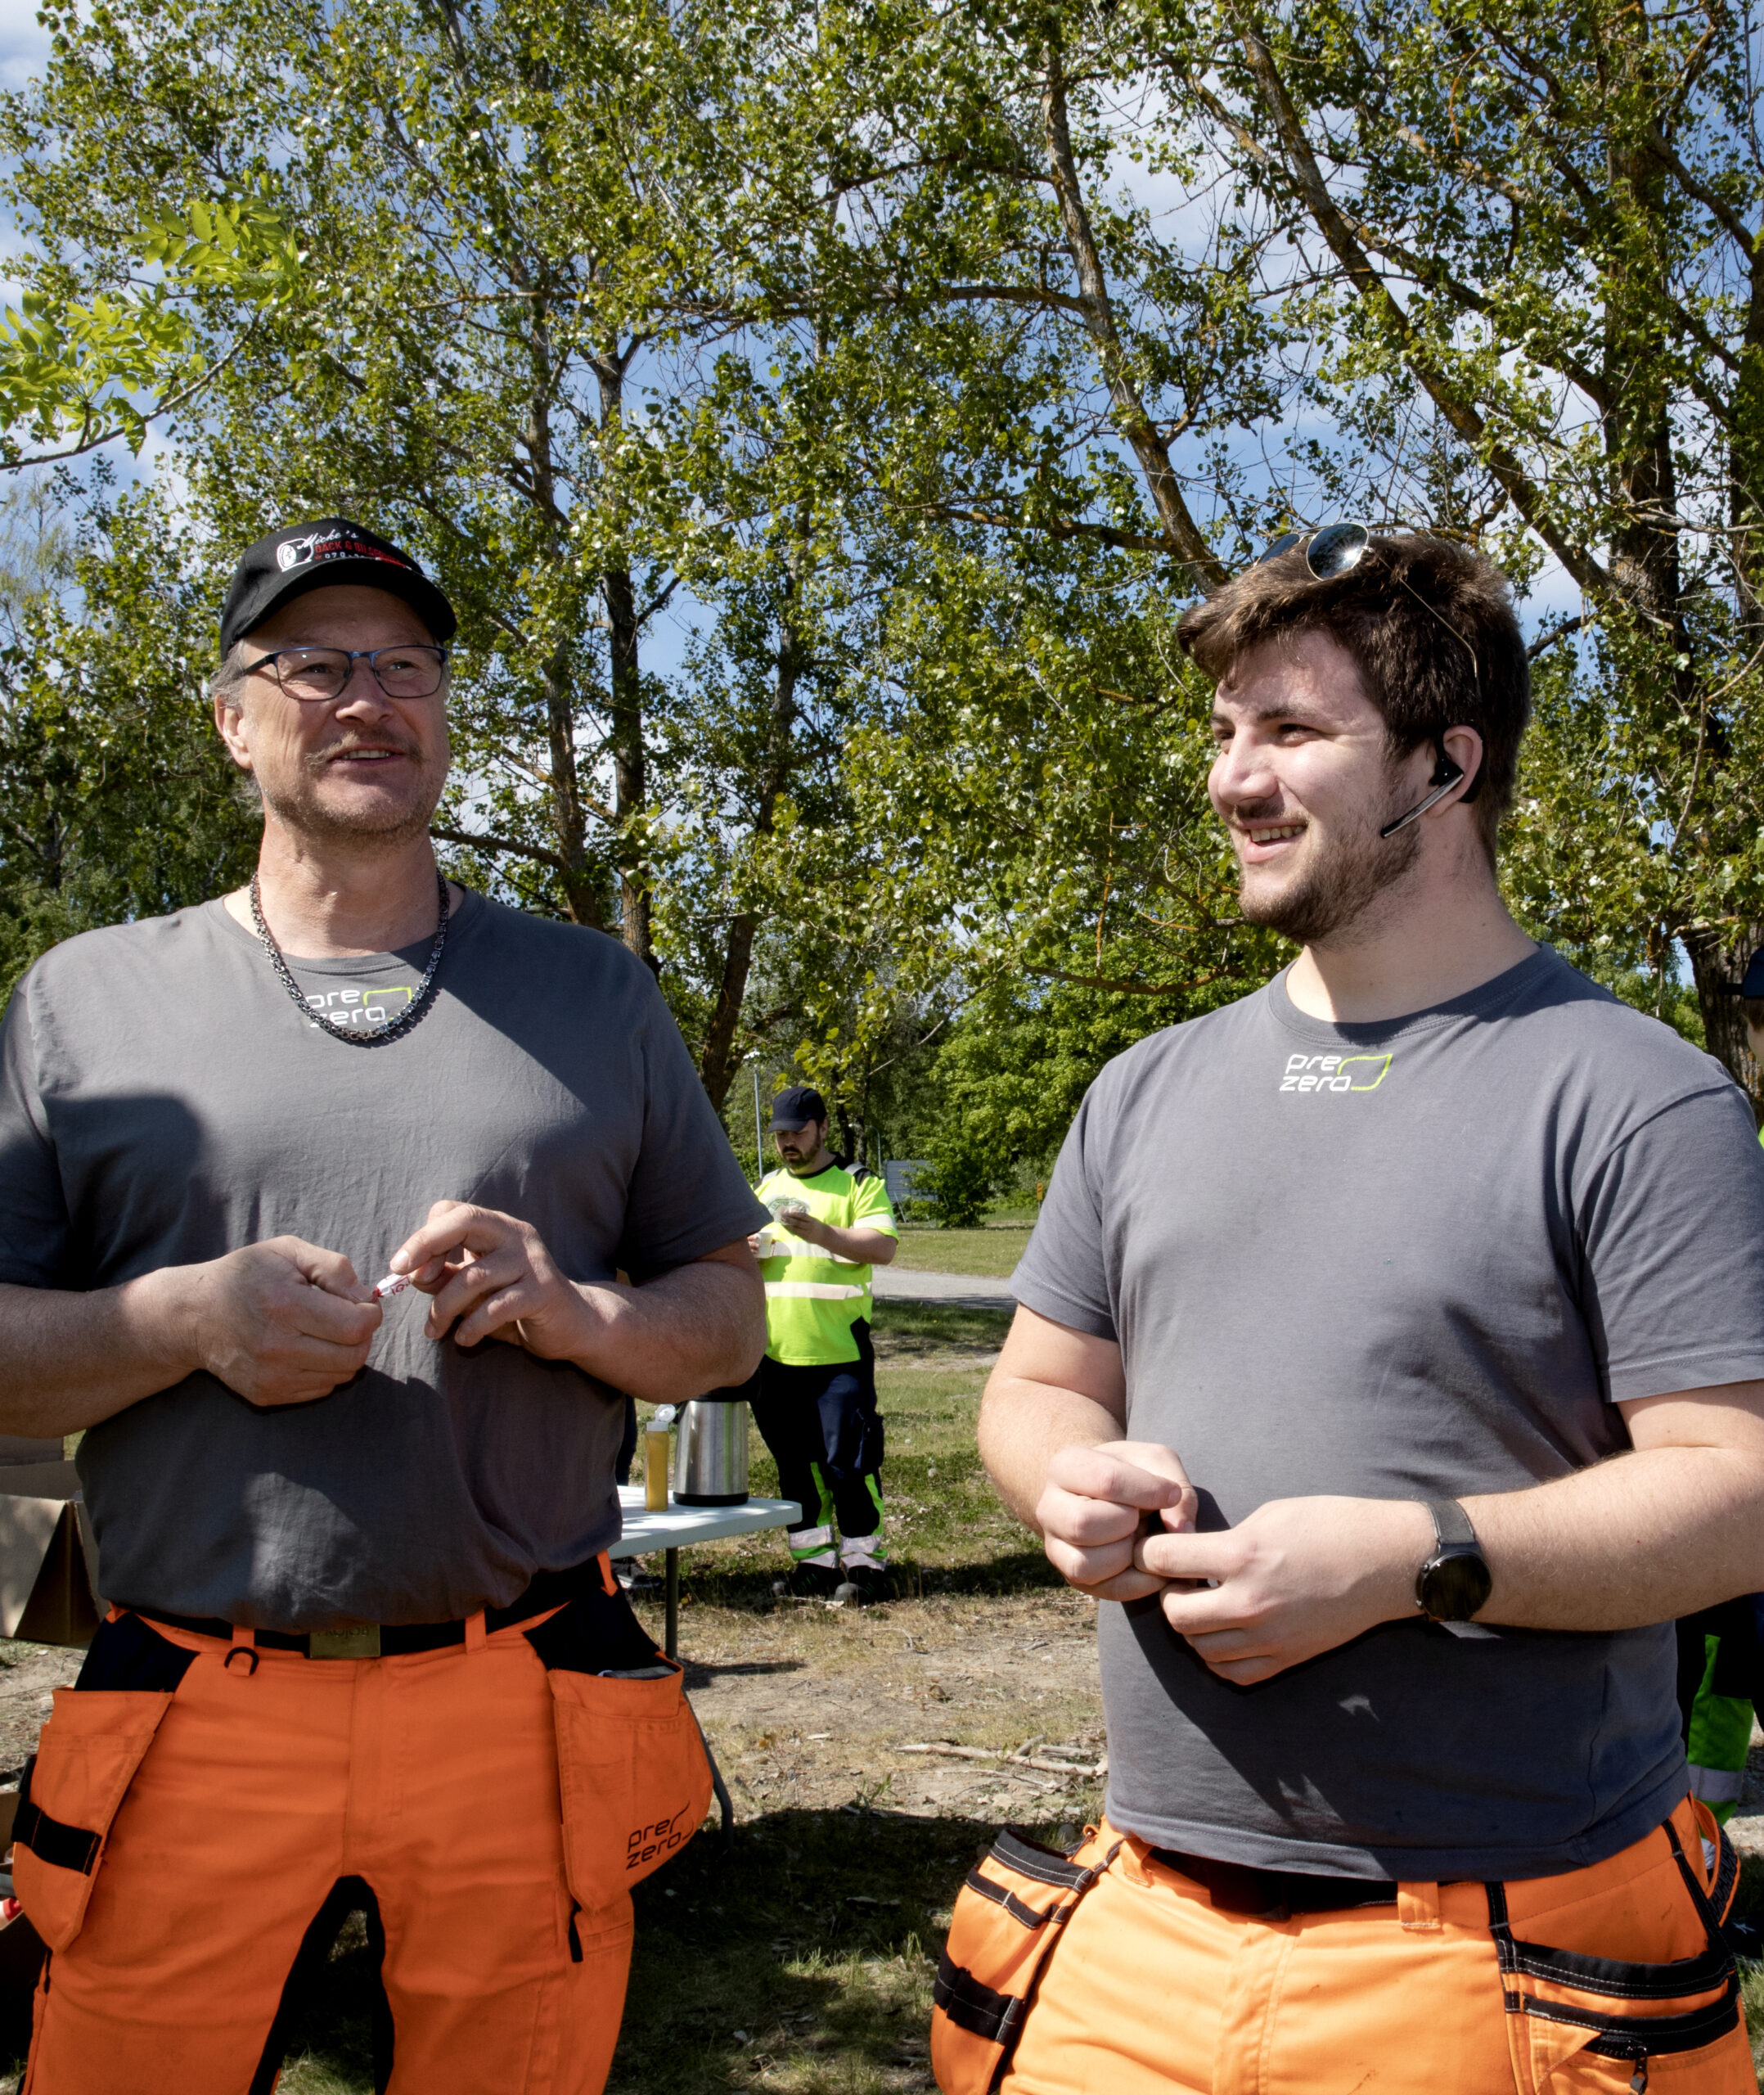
[1742,998,1764,1035]
[1176,534,1530,855]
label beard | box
[257,745,446,850]
[1237,795,1422,945]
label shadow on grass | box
[871,1300,1014,1358]
[668,1550,1067,1617]
[613,1804,1055,2095]
[682,1656,806,1687]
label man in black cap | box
[0,516,767,2093]
[748,1086,899,1602]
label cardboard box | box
[0,1464,101,1647]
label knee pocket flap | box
[545,1665,712,1906]
[13,1689,175,1953]
[931,1831,1115,2095]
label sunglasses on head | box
[1255,520,1373,579]
[1251,521,1480,683]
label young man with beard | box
[748,1086,898,1602]
[939,530,1764,2093]
[0,519,767,2093]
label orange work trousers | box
[942,1799,1756,2095]
[20,1609,636,2095]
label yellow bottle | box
[644,1406,676,1511]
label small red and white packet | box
[371,1272,413,1300]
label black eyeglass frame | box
[241,643,451,703]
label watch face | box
[1421,1549,1493,1622]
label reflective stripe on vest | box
[764,1281,866,1300]
[1688,1762,1746,1804]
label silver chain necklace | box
[249,871,450,1048]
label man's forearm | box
[979,1373,1124,1529]
[0,1275,196,1438]
[570,1258,765,1404]
[1466,1443,1764,1630]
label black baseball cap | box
[218,518,457,656]
[768,1085,827,1131]
[1738,952,1764,1000]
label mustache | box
[306,737,423,767]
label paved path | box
[874,1268,1017,1312]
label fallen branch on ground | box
[901,1742,1107,1777]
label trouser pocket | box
[931,1828,1120,2095]
[525,1565,713,1908]
[1491,1810,1751,2092]
[13,1697,175,1953]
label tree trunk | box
[1682,924,1762,1121]
[700,912,757,1110]
[697,572,806,1105]
[591,348,652,968]
[539,632,605,930]
[602,562,650,966]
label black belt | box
[1147,1845,1400,1918]
[119,1557,606,1660]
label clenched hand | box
[388,1201,591,1358]
[186,1237,380,1407]
[1036,1440,1198,1602]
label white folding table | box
[607,1485,799,1657]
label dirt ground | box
[660,1585,1105,1827]
[0,1641,82,1781]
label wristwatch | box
[1415,1498,1492,1622]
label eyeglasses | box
[1253,521,1479,680]
[243,644,449,703]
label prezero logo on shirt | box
[303,983,416,1032]
[1280,1051,1393,1094]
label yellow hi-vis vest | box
[756,1162,899,1365]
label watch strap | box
[1424,1498,1478,1552]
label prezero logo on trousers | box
[1280,1053,1393,1094]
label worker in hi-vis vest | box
[747,1085,899,1603]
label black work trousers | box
[748,1322,885,1563]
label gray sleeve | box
[1581,1082,1764,1403]
[616,975,768,1281]
[0,972,70,1289]
[1010,1081,1118,1340]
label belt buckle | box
[309,1624,381,1660]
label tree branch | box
[1229,12,1616,601]
[431,824,567,872]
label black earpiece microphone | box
[1379,737,1481,840]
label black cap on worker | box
[768,1085,827,1131]
[1738,951,1764,1000]
[218,518,457,657]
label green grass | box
[889,1227,1033,1279]
[868,1299,1014,1358]
[647,1302,1051,1603]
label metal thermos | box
[672,1394,749,1506]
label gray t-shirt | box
[1012,947,1764,1882]
[0,891,767,1630]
